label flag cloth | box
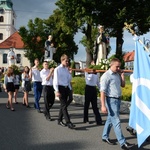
[129,36,150,147]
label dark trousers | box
[43,85,55,117]
[84,85,102,123]
[58,86,71,123]
[33,82,43,110]
[67,90,73,106]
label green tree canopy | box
[19,18,47,65]
[19,10,78,64]
[44,9,78,63]
[56,0,150,66]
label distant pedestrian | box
[4,67,15,111]
[29,58,43,113]
[13,74,21,104]
[22,66,31,108]
[40,61,55,121]
[53,54,75,129]
[84,69,103,125]
[100,58,134,150]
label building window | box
[16,54,21,64]
[3,53,7,64]
[0,33,3,40]
[0,16,4,22]
[12,19,14,25]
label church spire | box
[0,0,13,10]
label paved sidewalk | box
[0,91,149,150]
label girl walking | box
[22,66,31,108]
[4,67,15,111]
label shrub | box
[72,76,132,101]
[72,77,85,95]
[11,65,21,75]
[71,61,75,77]
[122,84,132,101]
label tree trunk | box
[116,28,124,56]
[85,48,93,67]
[85,23,93,67]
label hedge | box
[72,77,132,101]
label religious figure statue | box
[44,35,56,61]
[7,47,16,66]
[93,25,109,65]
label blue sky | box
[12,0,150,61]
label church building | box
[0,0,30,68]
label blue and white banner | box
[129,36,150,147]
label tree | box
[95,0,150,56]
[19,12,78,64]
[44,9,78,63]
[56,0,150,66]
[19,18,47,64]
[56,0,100,67]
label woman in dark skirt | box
[21,66,31,108]
[4,67,15,111]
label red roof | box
[0,31,24,49]
[123,51,135,62]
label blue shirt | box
[100,69,122,97]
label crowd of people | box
[2,54,136,150]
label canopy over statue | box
[93,25,109,65]
[44,35,56,61]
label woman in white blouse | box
[4,67,15,111]
[22,66,31,108]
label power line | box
[14,9,52,14]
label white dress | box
[96,35,107,65]
[7,50,16,66]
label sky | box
[12,0,150,61]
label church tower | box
[0,0,16,43]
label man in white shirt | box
[29,58,43,113]
[53,54,75,129]
[40,61,55,121]
[84,69,103,125]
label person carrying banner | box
[100,58,134,150]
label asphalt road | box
[0,91,149,150]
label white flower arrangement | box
[99,58,110,70]
[48,60,57,68]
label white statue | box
[7,47,16,66]
[94,25,108,65]
[44,35,56,61]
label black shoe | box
[22,103,26,106]
[126,127,136,136]
[97,121,105,126]
[37,109,43,113]
[121,142,134,150]
[26,105,31,108]
[102,139,116,145]
[58,121,67,127]
[83,120,89,123]
[46,116,51,121]
[67,122,75,129]
[70,122,76,128]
